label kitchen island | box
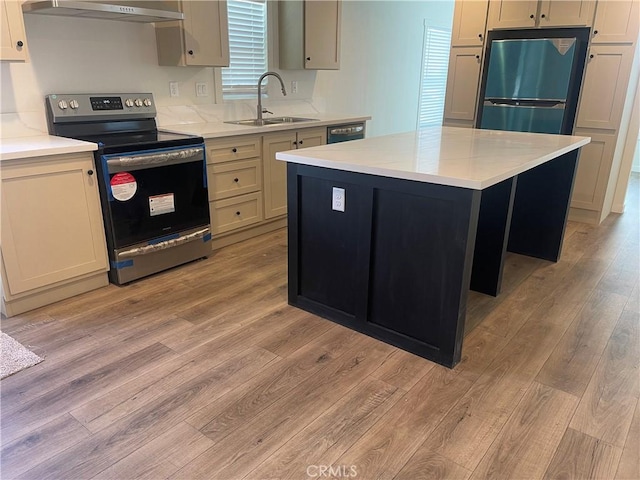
[277,127,590,367]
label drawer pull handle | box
[298,140,304,145]
[234,178,239,183]
[232,148,237,153]
[87,169,94,176]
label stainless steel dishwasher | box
[327,123,366,143]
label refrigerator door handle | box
[483,99,566,109]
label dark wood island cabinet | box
[277,127,590,367]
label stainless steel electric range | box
[46,93,211,285]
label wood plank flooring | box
[2,175,638,480]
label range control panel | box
[46,93,156,123]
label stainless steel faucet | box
[257,71,287,121]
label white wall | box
[1,13,216,115]
[313,1,454,137]
[633,137,640,173]
[1,1,454,138]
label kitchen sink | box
[225,116,319,126]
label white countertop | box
[0,114,369,161]
[161,114,370,139]
[0,135,97,162]
[276,126,591,190]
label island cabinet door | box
[292,174,372,317]
[287,164,481,367]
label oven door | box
[99,144,209,249]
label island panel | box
[288,163,481,367]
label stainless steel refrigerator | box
[476,28,590,135]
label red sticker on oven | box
[110,172,137,201]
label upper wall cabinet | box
[487,0,595,29]
[452,0,489,46]
[279,0,341,70]
[591,0,639,43]
[1,0,28,62]
[444,47,483,122]
[575,44,635,130]
[155,0,230,67]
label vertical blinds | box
[418,26,452,128]
[222,0,267,95]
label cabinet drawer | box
[211,192,263,234]
[209,159,262,201]
[206,136,261,164]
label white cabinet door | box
[444,47,482,122]
[0,0,28,61]
[576,45,635,130]
[488,0,594,28]
[263,132,296,219]
[1,154,108,295]
[452,0,489,47]
[571,130,616,211]
[263,128,328,219]
[183,0,230,67]
[538,0,595,27]
[591,0,639,44]
[279,0,341,70]
[487,0,538,29]
[156,0,230,67]
[296,127,327,149]
[304,0,341,69]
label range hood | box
[22,1,183,23]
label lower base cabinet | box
[1,152,109,316]
[263,127,328,220]
[570,130,618,223]
[206,127,327,249]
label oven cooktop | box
[45,92,204,151]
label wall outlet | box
[291,81,298,94]
[196,82,208,97]
[332,187,345,212]
[169,81,179,97]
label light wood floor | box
[2,176,638,480]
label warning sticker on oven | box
[110,172,137,201]
[149,193,175,216]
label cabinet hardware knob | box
[475,55,480,59]
[87,169,94,176]
[478,33,482,38]
[530,14,535,18]
[306,57,311,61]
[298,140,303,145]
[232,147,237,153]
[593,30,598,35]
[293,141,297,145]
[16,40,23,47]
[236,211,241,216]
[589,54,594,58]
[188,50,194,55]
[234,177,239,183]
[540,13,546,18]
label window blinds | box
[222,0,267,95]
[418,26,452,128]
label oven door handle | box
[106,147,204,170]
[117,227,210,258]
